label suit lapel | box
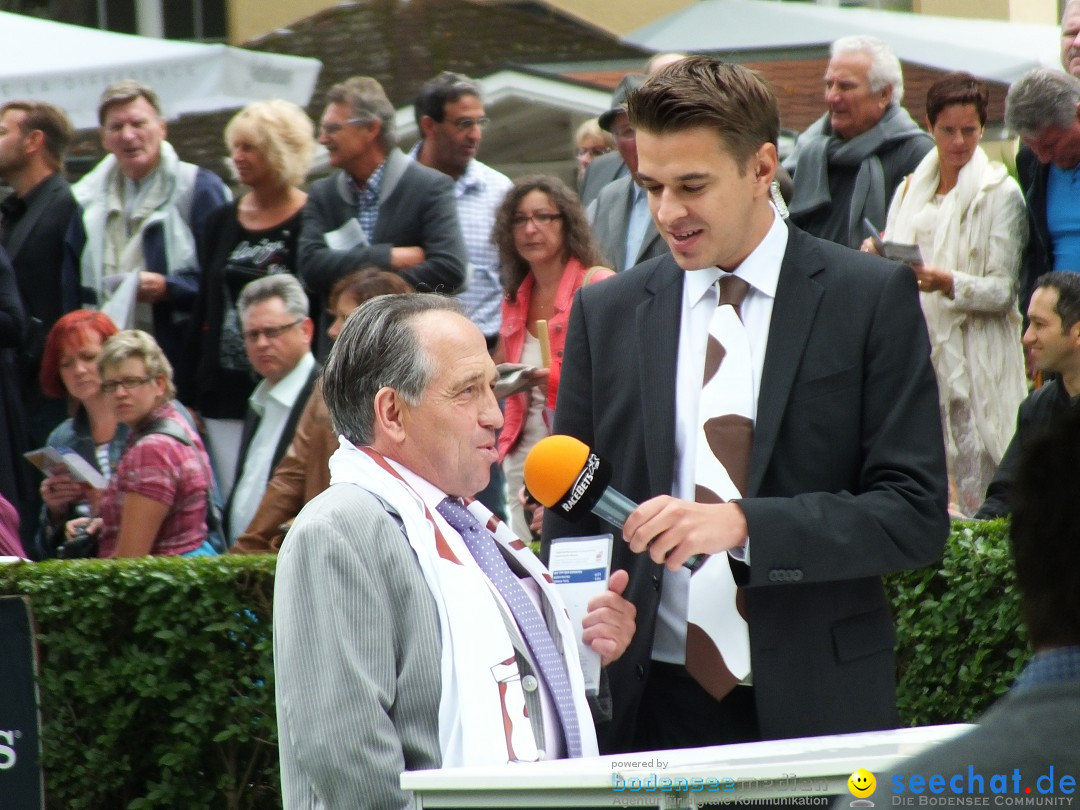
[634,218,662,265]
[748,227,824,496]
[638,260,683,497]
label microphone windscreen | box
[523,434,590,508]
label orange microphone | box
[524,434,704,570]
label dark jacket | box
[1016,144,1052,311]
[975,378,1077,519]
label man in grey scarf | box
[783,35,933,249]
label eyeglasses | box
[448,116,490,132]
[242,318,303,344]
[101,376,154,394]
[319,118,368,136]
[511,213,563,229]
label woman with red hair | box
[31,310,125,558]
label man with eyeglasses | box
[224,274,318,546]
[70,80,230,371]
[299,76,466,354]
[411,71,514,520]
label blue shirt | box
[408,144,512,337]
[348,160,387,243]
[1046,165,1080,272]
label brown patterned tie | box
[685,273,753,701]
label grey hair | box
[326,76,396,150]
[831,35,904,106]
[1006,69,1080,136]
[322,293,463,446]
[237,274,310,322]
[98,329,175,400]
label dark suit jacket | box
[1016,144,1052,310]
[298,148,466,353]
[544,222,948,750]
[587,175,669,272]
[0,173,80,388]
[225,362,320,538]
[579,151,626,207]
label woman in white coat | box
[863,72,1028,517]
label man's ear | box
[372,386,408,444]
[21,128,45,157]
[879,83,894,110]
[751,142,778,194]
[419,115,438,140]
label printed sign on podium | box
[0,596,44,809]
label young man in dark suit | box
[544,56,949,753]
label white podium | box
[402,724,971,808]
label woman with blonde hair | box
[68,330,216,557]
[184,99,317,492]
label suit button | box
[768,571,778,582]
[554,324,563,333]
[792,570,803,581]
[522,675,538,692]
[651,576,660,591]
[635,664,645,680]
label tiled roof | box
[250,0,648,112]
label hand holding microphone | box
[524,434,715,571]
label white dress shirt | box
[652,207,788,665]
[391,460,566,759]
[227,352,316,542]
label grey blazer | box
[587,174,668,272]
[298,148,467,345]
[578,150,626,207]
[860,681,1080,805]
[275,483,568,809]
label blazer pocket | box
[831,608,896,663]
[790,364,860,404]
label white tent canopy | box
[0,11,321,129]
[627,0,1060,86]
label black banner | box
[0,596,44,809]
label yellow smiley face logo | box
[848,769,876,798]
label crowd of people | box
[2,6,1079,806]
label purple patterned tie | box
[436,497,583,758]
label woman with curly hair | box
[494,174,613,539]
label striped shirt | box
[409,145,512,337]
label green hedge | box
[0,556,278,810]
[0,520,1027,808]
[888,518,1028,726]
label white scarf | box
[885,146,1023,461]
[327,438,598,766]
[73,141,198,329]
